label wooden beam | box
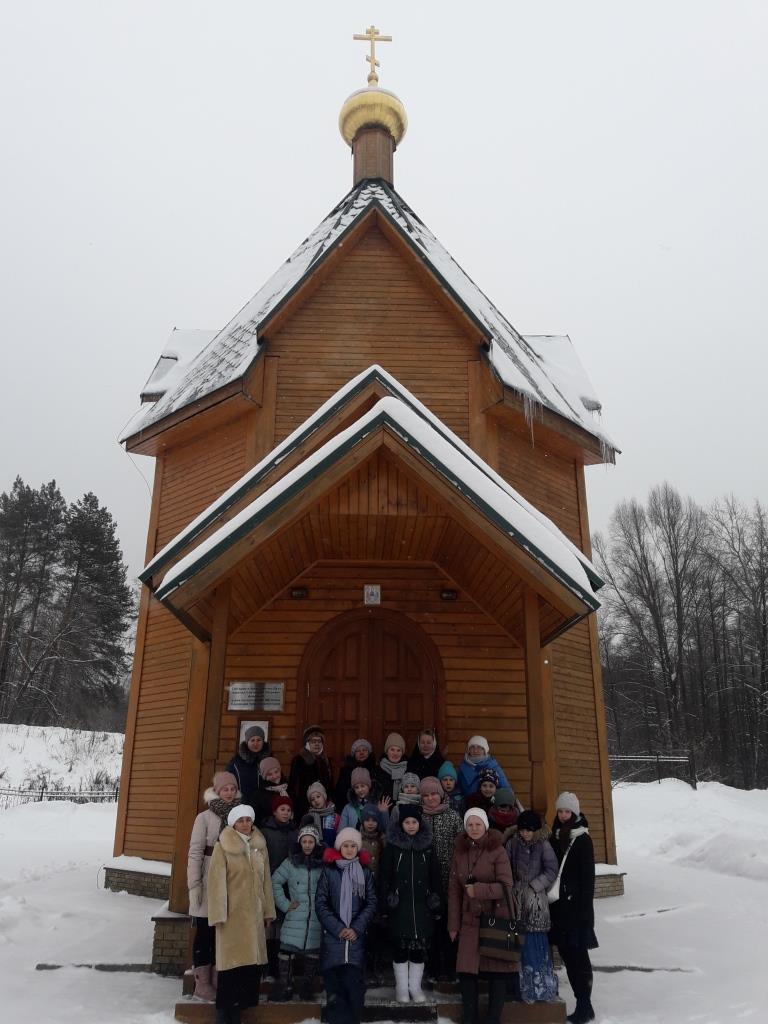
[201,582,232,787]
[523,589,556,819]
[576,464,617,863]
[468,359,501,469]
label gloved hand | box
[387,891,400,909]
[426,892,441,912]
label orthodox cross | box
[353,24,392,85]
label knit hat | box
[302,725,324,743]
[351,767,371,788]
[517,810,542,832]
[212,771,238,794]
[437,761,457,781]
[399,804,423,826]
[494,787,516,807]
[307,781,327,801]
[383,732,406,753]
[271,794,294,814]
[478,768,499,787]
[297,822,322,844]
[467,735,489,754]
[351,738,373,757]
[259,756,281,779]
[360,803,383,825]
[556,791,580,816]
[419,776,442,797]
[227,804,255,827]
[245,725,265,743]
[334,827,362,851]
[401,772,421,790]
[463,807,489,831]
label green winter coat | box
[270,845,324,953]
[378,818,442,949]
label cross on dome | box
[352,24,392,85]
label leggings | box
[193,916,216,967]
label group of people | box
[187,725,598,1024]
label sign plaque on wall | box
[228,681,285,712]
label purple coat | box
[505,831,558,893]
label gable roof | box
[122,180,614,454]
[142,364,603,593]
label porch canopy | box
[143,366,603,649]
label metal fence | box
[609,752,697,789]
[0,782,119,810]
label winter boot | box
[193,965,216,1001]
[408,961,427,1003]
[482,975,507,1024]
[567,1000,595,1024]
[459,974,479,1024]
[394,961,410,1003]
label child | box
[464,768,499,812]
[334,738,377,808]
[359,804,388,984]
[207,804,276,1024]
[315,828,377,1024]
[457,735,510,796]
[304,782,340,848]
[261,795,298,980]
[504,810,558,1005]
[488,787,520,832]
[438,761,464,815]
[379,806,441,1004]
[252,757,288,825]
[390,772,422,824]
[339,767,390,829]
[419,776,462,983]
[270,822,324,1000]
[187,770,240,1000]
[373,732,408,801]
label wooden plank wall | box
[268,223,478,444]
[218,563,531,806]
[496,424,609,860]
[121,417,250,860]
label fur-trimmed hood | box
[218,825,268,856]
[385,816,434,850]
[204,786,242,806]
[289,841,325,867]
[322,847,371,867]
[501,821,552,846]
[454,827,504,854]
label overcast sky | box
[1,1,766,580]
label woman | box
[288,726,334,818]
[448,808,516,1024]
[378,806,441,1003]
[457,735,510,797]
[372,732,409,802]
[333,738,377,808]
[225,726,271,807]
[187,771,240,1000]
[406,729,444,780]
[548,792,597,1024]
[207,804,276,1024]
[504,809,558,1004]
[270,822,324,1000]
[420,776,462,982]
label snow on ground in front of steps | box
[0,779,766,1022]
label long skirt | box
[215,963,262,1010]
[519,932,558,1003]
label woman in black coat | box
[288,725,334,819]
[225,725,272,807]
[548,792,598,1024]
[405,729,445,781]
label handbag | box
[478,884,525,963]
[547,841,572,904]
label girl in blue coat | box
[457,735,510,796]
[315,827,377,1024]
[271,822,324,999]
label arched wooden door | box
[298,609,444,767]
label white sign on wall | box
[228,681,285,712]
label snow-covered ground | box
[0,779,764,1023]
[0,724,123,791]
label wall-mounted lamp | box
[290,587,308,600]
[440,589,458,601]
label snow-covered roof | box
[143,364,602,592]
[123,180,614,452]
[153,394,603,613]
[139,329,218,403]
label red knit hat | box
[271,794,294,813]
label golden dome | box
[339,87,408,148]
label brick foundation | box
[105,867,170,901]
[151,914,192,977]
[595,871,625,898]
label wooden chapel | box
[115,66,619,921]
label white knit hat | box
[227,804,255,827]
[466,735,489,754]
[555,791,580,816]
[297,822,322,844]
[334,827,363,851]
[463,807,489,831]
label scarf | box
[335,856,366,926]
[265,782,288,797]
[378,758,408,799]
[489,806,518,829]
[397,792,421,807]
[464,751,487,767]
[422,797,449,816]
[306,802,336,832]
[209,798,235,833]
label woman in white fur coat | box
[207,804,276,1024]
[187,771,240,1000]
